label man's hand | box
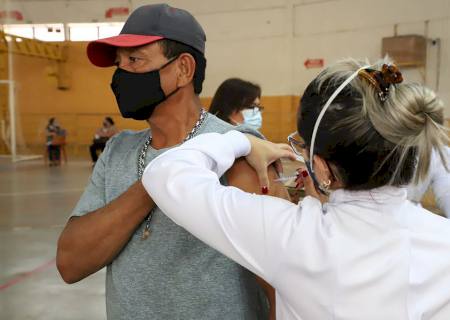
[56,181,154,284]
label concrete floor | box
[0,158,301,320]
[0,159,106,320]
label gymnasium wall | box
[5,0,450,158]
[11,41,298,157]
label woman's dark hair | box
[105,117,114,125]
[298,58,448,190]
[158,39,206,94]
[48,117,55,126]
[209,78,261,123]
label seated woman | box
[142,58,450,319]
[210,77,275,318]
[209,78,264,130]
[89,117,118,165]
[46,117,66,167]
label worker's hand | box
[244,134,296,194]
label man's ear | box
[176,53,196,88]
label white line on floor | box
[12,226,32,231]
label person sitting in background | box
[407,145,450,217]
[209,77,275,315]
[209,78,264,130]
[89,117,118,164]
[142,58,450,319]
[46,117,65,166]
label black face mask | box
[110,57,179,120]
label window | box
[68,23,99,41]
[3,24,33,38]
[34,24,65,41]
[2,22,126,42]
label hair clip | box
[358,64,403,102]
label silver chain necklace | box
[138,108,208,240]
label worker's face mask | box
[242,107,262,130]
[110,57,179,120]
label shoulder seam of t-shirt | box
[234,124,265,140]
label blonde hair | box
[315,57,449,185]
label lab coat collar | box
[328,186,407,206]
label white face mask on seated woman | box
[241,105,263,130]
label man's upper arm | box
[70,138,114,218]
[226,158,290,200]
[230,124,289,198]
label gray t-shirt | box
[71,114,268,320]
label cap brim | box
[87,34,164,67]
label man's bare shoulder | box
[226,158,290,199]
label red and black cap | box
[87,3,206,67]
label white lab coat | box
[142,131,450,320]
[407,147,450,217]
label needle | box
[274,175,298,182]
